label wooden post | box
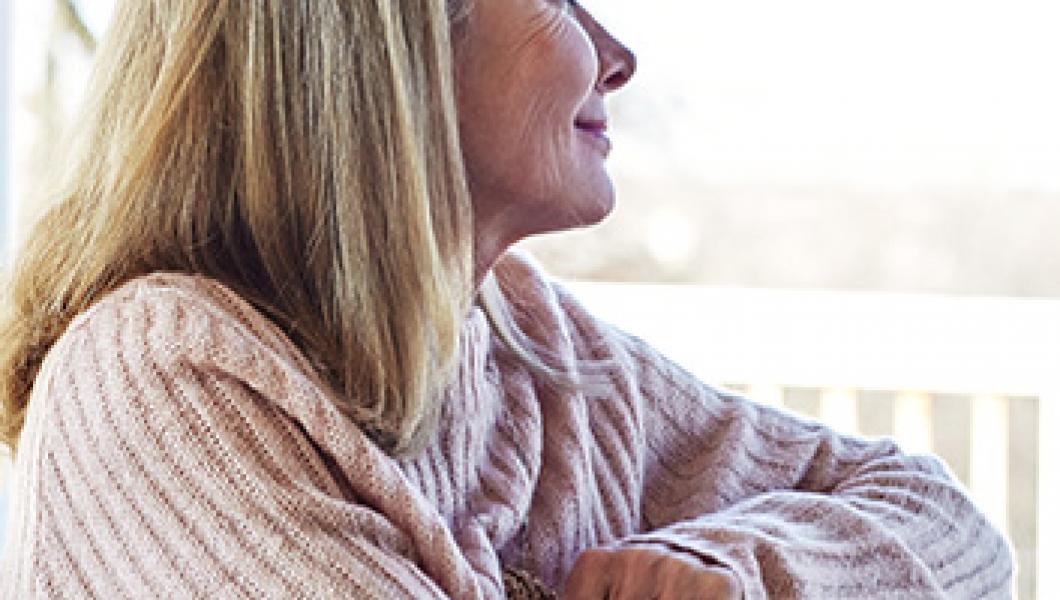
[893,391,933,455]
[970,394,1010,534]
[820,388,858,435]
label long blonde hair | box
[0,0,476,457]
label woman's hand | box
[560,542,742,599]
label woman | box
[0,0,1013,598]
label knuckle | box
[699,568,740,598]
[572,547,611,570]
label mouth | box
[575,117,608,136]
[574,117,611,154]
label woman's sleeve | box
[616,332,1016,599]
[7,287,451,599]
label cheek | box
[513,26,599,181]
[529,24,597,131]
[458,12,606,229]
[464,43,593,189]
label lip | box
[575,119,612,155]
[575,117,609,132]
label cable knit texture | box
[1,253,1014,599]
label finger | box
[655,554,695,600]
[699,565,742,600]
[562,549,615,600]
[658,564,741,600]
[609,547,666,599]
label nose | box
[576,8,637,94]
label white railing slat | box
[1038,390,1059,600]
[820,388,858,435]
[893,391,934,455]
[969,395,1010,535]
[746,384,784,409]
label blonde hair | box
[0,0,476,457]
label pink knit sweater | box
[1,254,1013,599]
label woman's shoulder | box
[31,272,358,472]
[66,272,273,342]
[74,272,291,344]
[50,272,319,398]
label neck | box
[473,228,511,292]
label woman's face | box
[454,0,636,272]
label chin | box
[555,185,616,232]
[578,194,616,227]
[579,174,617,223]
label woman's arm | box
[616,328,1015,599]
[531,272,1015,600]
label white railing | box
[569,282,1060,600]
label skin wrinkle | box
[508,15,582,207]
[508,5,572,59]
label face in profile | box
[454,0,636,258]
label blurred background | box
[2,1,1058,597]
